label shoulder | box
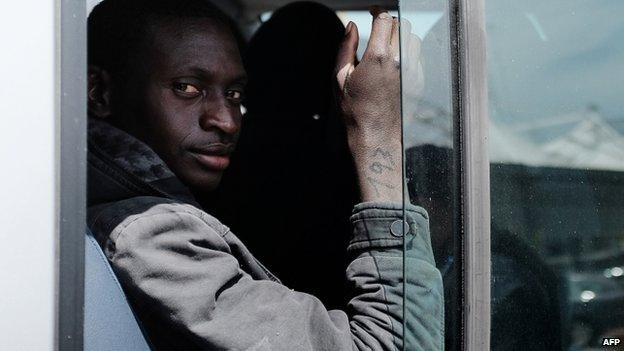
[88,196,230,254]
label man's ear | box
[88,65,113,119]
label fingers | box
[336,21,359,91]
[407,33,422,71]
[405,32,424,96]
[402,17,412,38]
[400,17,421,72]
[410,33,422,58]
[390,17,400,62]
[364,7,394,59]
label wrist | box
[352,144,403,203]
[348,132,401,158]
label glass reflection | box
[486,0,624,349]
[400,0,458,349]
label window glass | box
[486,1,624,349]
[399,0,460,349]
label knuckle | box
[368,50,391,64]
[377,14,393,23]
[379,18,393,26]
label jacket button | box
[390,220,410,237]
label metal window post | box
[57,0,87,349]
[457,0,491,349]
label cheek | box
[151,93,199,144]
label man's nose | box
[198,98,241,136]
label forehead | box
[144,17,243,76]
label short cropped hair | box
[88,0,242,79]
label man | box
[87,0,443,349]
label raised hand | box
[335,8,405,202]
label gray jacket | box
[87,119,444,350]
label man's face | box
[115,19,246,191]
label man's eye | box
[173,83,201,96]
[226,90,244,102]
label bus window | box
[399,0,458,349]
[81,1,444,350]
[485,0,624,349]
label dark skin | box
[89,18,247,191]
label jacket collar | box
[87,118,200,207]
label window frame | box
[455,0,492,349]
[58,0,87,349]
[58,0,494,350]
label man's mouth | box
[189,144,234,171]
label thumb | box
[336,21,359,92]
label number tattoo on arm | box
[366,147,398,196]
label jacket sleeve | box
[99,200,443,351]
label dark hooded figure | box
[208,2,359,309]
